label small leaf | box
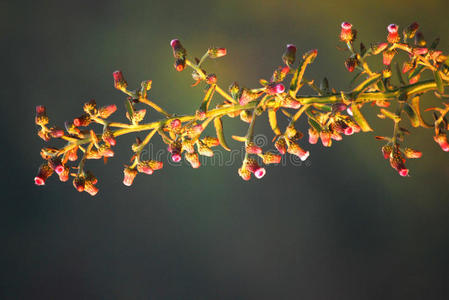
[289,49,317,97]
[409,65,424,80]
[268,109,281,136]
[307,116,322,132]
[380,108,400,122]
[231,135,247,142]
[433,71,444,94]
[403,103,420,127]
[200,84,216,112]
[430,37,440,50]
[411,96,433,128]
[214,117,230,151]
[312,103,332,112]
[350,103,373,131]
[124,99,135,120]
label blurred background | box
[1,0,449,299]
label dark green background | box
[2,0,449,299]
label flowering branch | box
[34,22,449,196]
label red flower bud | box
[137,161,154,175]
[73,175,85,192]
[49,128,64,138]
[98,104,117,119]
[113,70,127,90]
[434,134,449,152]
[382,145,392,159]
[206,74,217,84]
[275,136,287,154]
[34,164,53,186]
[344,57,358,72]
[73,114,91,127]
[174,58,186,72]
[35,105,49,126]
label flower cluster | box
[34,22,449,195]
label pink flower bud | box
[412,47,428,55]
[434,134,449,152]
[246,142,263,154]
[308,128,319,144]
[170,39,186,58]
[49,128,64,138]
[245,159,266,179]
[382,145,392,159]
[340,22,354,42]
[320,131,332,147]
[185,152,200,168]
[35,105,49,126]
[206,74,217,84]
[260,152,282,164]
[238,166,251,181]
[170,118,182,129]
[172,153,182,162]
[404,148,422,159]
[398,168,409,177]
[137,161,154,175]
[287,143,310,161]
[266,83,285,95]
[208,47,227,58]
[58,166,70,182]
[84,181,99,196]
[123,167,138,186]
[275,137,287,154]
[383,50,395,65]
[48,157,64,175]
[113,70,127,90]
[99,104,117,119]
[34,164,53,186]
[387,24,400,44]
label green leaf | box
[403,103,420,127]
[214,117,231,151]
[124,99,135,119]
[409,65,424,80]
[380,108,400,123]
[289,49,317,97]
[410,96,433,128]
[200,84,216,112]
[307,116,322,132]
[268,109,281,136]
[351,103,373,132]
[433,71,444,94]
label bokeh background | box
[1,0,449,299]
